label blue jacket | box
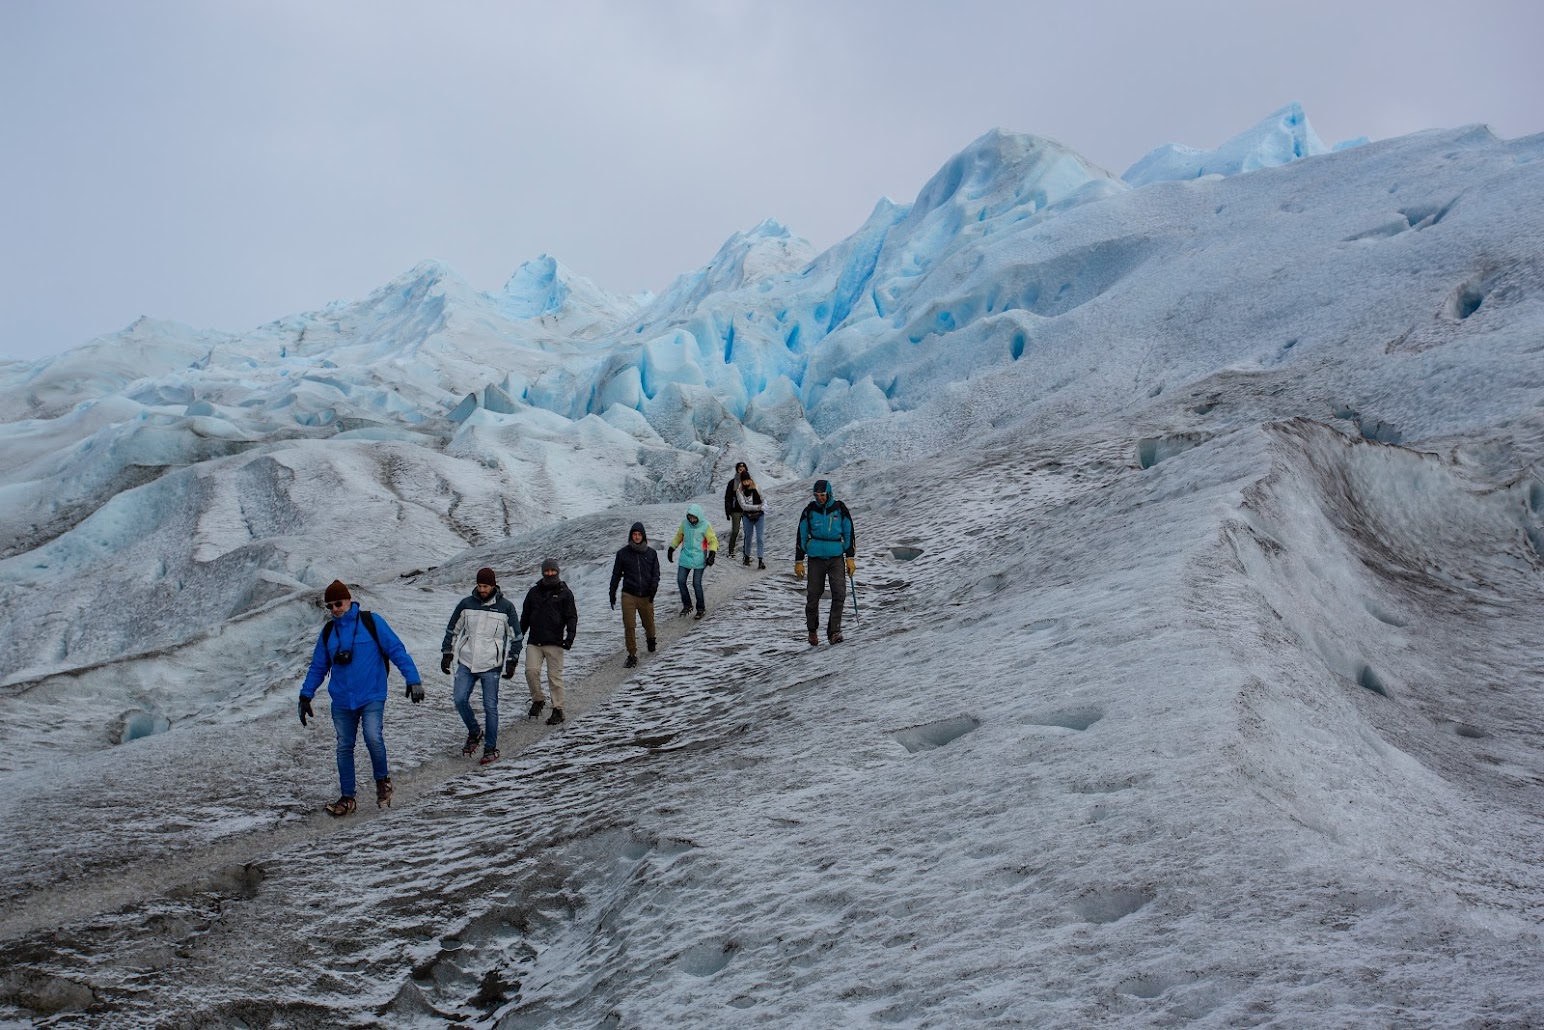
[796,485,855,560]
[301,603,421,710]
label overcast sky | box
[3,0,1541,362]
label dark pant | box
[805,556,847,636]
[725,512,743,555]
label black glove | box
[667,546,675,563]
[609,593,617,610]
[562,639,573,651]
[299,695,314,726]
[503,659,517,678]
[706,551,716,566]
[405,682,425,703]
[440,653,453,675]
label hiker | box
[439,566,519,765]
[794,479,857,646]
[521,558,578,726]
[723,461,749,558]
[298,580,423,815]
[667,502,718,619]
[736,475,767,569]
[609,521,661,668]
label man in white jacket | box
[440,567,519,764]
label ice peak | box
[1123,102,1331,187]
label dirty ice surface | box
[3,106,1544,1027]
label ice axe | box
[849,572,860,625]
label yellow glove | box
[794,561,805,579]
[845,557,856,576]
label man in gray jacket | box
[440,567,519,764]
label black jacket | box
[521,578,578,648]
[610,522,660,600]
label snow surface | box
[4,106,1544,1027]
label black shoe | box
[528,699,546,718]
[695,608,705,620]
[625,653,638,668]
[647,637,657,653]
[757,559,765,570]
[742,555,751,566]
[461,730,483,756]
[680,603,692,617]
[546,708,565,726]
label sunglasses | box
[326,600,349,610]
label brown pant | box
[805,556,847,636]
[525,643,566,709]
[621,592,656,656]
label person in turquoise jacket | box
[667,502,719,619]
[794,479,856,646]
[298,580,423,816]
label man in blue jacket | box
[299,580,423,816]
[794,479,857,646]
[440,567,519,765]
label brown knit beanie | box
[476,567,497,587]
[323,580,351,604]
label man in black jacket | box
[723,461,749,558]
[521,558,579,725]
[609,522,660,668]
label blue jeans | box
[330,699,387,797]
[743,516,764,558]
[453,664,501,750]
[677,564,704,610]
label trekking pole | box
[849,573,860,625]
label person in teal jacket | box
[794,479,856,646]
[667,502,719,619]
[299,580,423,816]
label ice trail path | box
[0,554,814,943]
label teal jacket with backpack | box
[796,484,855,560]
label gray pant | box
[805,556,847,636]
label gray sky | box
[3,0,1541,361]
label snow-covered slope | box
[3,108,1544,1026]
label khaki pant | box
[525,643,566,710]
[805,556,847,637]
[621,592,656,656]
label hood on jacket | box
[629,521,648,543]
[685,503,706,522]
[812,480,837,503]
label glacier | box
[3,106,1544,1026]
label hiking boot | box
[375,778,393,809]
[625,653,638,668]
[808,631,819,646]
[461,730,483,756]
[479,748,501,766]
[694,608,705,620]
[680,603,692,617]
[829,632,845,644]
[528,698,546,718]
[546,708,565,726]
[647,637,657,653]
[757,559,765,570]
[324,795,357,817]
[742,554,751,566]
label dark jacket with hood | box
[724,464,750,517]
[522,576,578,649]
[610,522,661,601]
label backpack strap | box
[323,611,382,650]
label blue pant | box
[677,564,704,610]
[330,699,387,797]
[743,516,764,558]
[453,664,501,750]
